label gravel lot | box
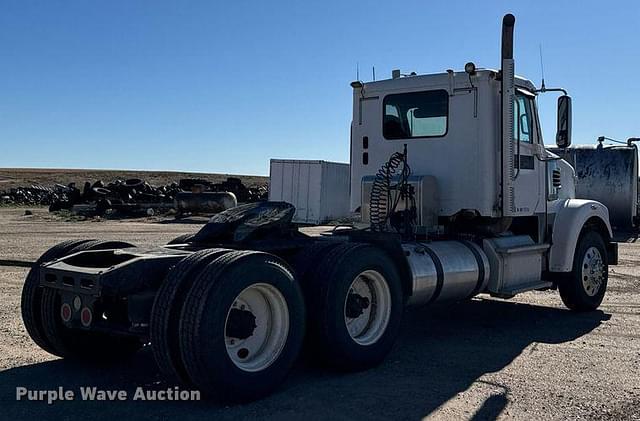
[0,208,638,420]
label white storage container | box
[269,159,350,224]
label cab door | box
[510,90,541,214]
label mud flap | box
[607,242,618,265]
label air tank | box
[402,241,489,306]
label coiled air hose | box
[369,147,411,231]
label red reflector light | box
[60,303,72,322]
[80,307,92,327]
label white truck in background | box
[20,14,617,402]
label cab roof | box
[358,69,537,94]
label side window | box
[513,95,532,143]
[385,104,400,118]
[383,90,448,139]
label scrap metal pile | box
[0,177,268,217]
[1,184,71,207]
[178,177,267,203]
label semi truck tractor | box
[20,14,618,402]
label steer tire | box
[21,239,95,355]
[39,240,142,360]
[559,230,608,312]
[179,251,305,402]
[305,243,404,371]
[150,248,232,384]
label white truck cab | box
[350,70,547,217]
[350,14,617,302]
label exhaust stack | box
[501,13,517,216]
[501,14,515,61]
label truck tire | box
[179,251,305,402]
[39,240,143,359]
[21,239,95,355]
[291,240,341,282]
[305,243,404,371]
[291,240,341,357]
[559,230,608,311]
[150,248,232,384]
[167,233,196,245]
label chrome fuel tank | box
[402,241,489,306]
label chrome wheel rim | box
[581,247,605,297]
[343,270,392,346]
[224,283,289,372]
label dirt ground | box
[0,207,638,420]
[0,168,267,189]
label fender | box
[549,199,613,272]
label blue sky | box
[1,1,638,175]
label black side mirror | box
[556,95,572,148]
